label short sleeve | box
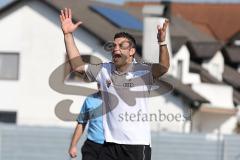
[76,99,88,124]
[84,64,102,82]
[147,63,154,92]
[151,63,168,79]
[141,62,154,85]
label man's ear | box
[129,48,136,56]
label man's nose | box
[113,44,120,51]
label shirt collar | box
[112,63,134,76]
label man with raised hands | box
[60,8,170,160]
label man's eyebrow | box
[116,40,130,44]
[115,38,129,43]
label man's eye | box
[120,42,130,49]
[104,42,116,52]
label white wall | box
[0,1,109,127]
[192,111,237,134]
[202,51,224,81]
[141,6,191,132]
[0,1,187,132]
[192,83,234,108]
[142,6,172,66]
[0,1,235,135]
[171,45,201,84]
[143,6,189,132]
[182,48,237,134]
[234,40,240,46]
[148,93,191,133]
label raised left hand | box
[157,19,169,42]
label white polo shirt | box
[85,62,153,145]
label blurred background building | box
[0,0,239,159]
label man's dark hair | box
[114,32,136,49]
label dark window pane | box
[0,111,17,123]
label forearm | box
[64,33,85,72]
[153,19,170,77]
[159,45,170,69]
[70,123,85,147]
[152,45,170,78]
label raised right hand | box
[59,8,82,35]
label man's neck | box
[116,63,132,73]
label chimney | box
[142,5,172,64]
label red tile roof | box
[171,3,240,42]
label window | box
[0,52,19,80]
[211,63,222,81]
[177,60,183,81]
[0,111,17,123]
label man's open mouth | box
[113,54,122,61]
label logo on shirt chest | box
[110,76,135,88]
[123,82,134,88]
[106,79,135,88]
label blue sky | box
[0,0,14,7]
[0,0,13,5]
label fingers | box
[70,152,77,158]
[60,8,72,20]
[76,21,83,27]
[69,151,77,158]
[70,154,77,158]
[64,8,69,19]
[69,8,72,19]
[59,15,63,23]
[60,9,65,20]
[69,146,78,158]
[162,19,169,31]
[157,19,169,32]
